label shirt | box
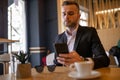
[65,26,78,52]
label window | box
[79,6,88,26]
[8,0,26,52]
[8,0,26,73]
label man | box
[54,1,110,69]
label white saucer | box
[68,70,101,79]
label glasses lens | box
[35,65,44,73]
[47,65,56,72]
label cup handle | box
[69,64,76,71]
[86,58,94,69]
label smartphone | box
[54,43,69,56]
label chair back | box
[0,53,10,62]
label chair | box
[109,55,118,66]
[0,53,10,74]
[109,46,120,67]
[46,53,55,66]
[105,51,118,67]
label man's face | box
[62,5,80,28]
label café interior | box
[0,0,120,80]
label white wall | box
[97,27,120,51]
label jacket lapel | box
[59,32,67,43]
[63,33,67,43]
[73,26,84,50]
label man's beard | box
[64,22,77,29]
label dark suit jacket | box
[54,25,110,69]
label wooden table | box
[0,38,19,74]
[0,38,19,53]
[0,38,19,43]
[0,67,120,80]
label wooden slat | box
[0,38,19,43]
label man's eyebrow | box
[62,11,74,13]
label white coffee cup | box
[69,58,94,77]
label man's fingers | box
[59,54,71,58]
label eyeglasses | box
[35,65,56,73]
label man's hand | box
[56,51,84,66]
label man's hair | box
[62,1,80,11]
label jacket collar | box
[73,25,84,50]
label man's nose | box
[64,14,69,19]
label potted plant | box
[12,50,31,78]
